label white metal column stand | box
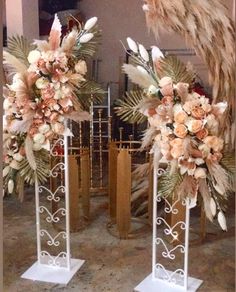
[134,163,203,292]
[22,133,84,284]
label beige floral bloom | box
[75,60,87,75]
[185,118,203,133]
[174,124,188,138]
[203,136,224,152]
[174,111,188,124]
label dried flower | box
[75,60,87,75]
[84,17,98,31]
[203,136,224,152]
[217,211,227,231]
[27,50,41,64]
[186,118,203,133]
[79,33,94,43]
[191,106,206,119]
[138,44,149,62]
[174,124,188,138]
[127,37,138,53]
[174,111,188,124]
[194,167,207,179]
[210,197,217,217]
[8,179,14,194]
[151,46,164,61]
[33,133,45,145]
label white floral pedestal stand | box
[21,134,84,284]
[134,164,203,292]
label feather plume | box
[61,29,79,52]
[138,97,161,114]
[49,14,62,50]
[9,112,34,133]
[25,135,37,171]
[3,51,27,75]
[64,110,91,122]
[178,174,198,198]
[141,126,158,149]
[123,64,157,88]
[132,163,150,179]
[206,160,232,197]
[198,178,213,221]
[143,0,235,133]
[33,40,50,52]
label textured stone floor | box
[3,191,235,292]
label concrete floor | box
[3,191,235,292]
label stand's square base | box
[134,273,203,292]
[21,258,85,285]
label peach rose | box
[161,96,173,105]
[174,124,188,138]
[191,106,205,119]
[170,138,185,158]
[53,122,65,135]
[196,128,208,140]
[203,136,224,152]
[174,111,188,124]
[148,108,157,116]
[186,118,203,133]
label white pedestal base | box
[134,273,203,292]
[21,258,85,285]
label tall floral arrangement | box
[115,38,235,230]
[3,15,103,198]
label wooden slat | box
[108,142,118,221]
[68,155,79,232]
[116,149,131,239]
[80,149,90,218]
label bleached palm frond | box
[158,168,183,198]
[7,35,36,66]
[158,55,195,84]
[114,90,147,124]
[72,80,105,109]
[49,14,62,50]
[123,64,157,88]
[61,28,79,52]
[3,51,28,76]
[18,149,50,185]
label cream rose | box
[185,118,203,133]
[203,136,224,152]
[170,138,184,158]
[39,124,51,134]
[75,60,87,75]
[28,50,41,64]
[206,114,219,135]
[174,111,188,124]
[53,122,65,135]
[33,133,45,145]
[159,76,172,88]
[194,167,207,179]
[35,77,49,89]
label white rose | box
[173,103,183,114]
[148,85,158,95]
[53,104,60,111]
[33,133,45,144]
[159,76,172,88]
[39,124,50,134]
[151,46,164,61]
[9,159,20,170]
[194,167,207,179]
[13,153,24,162]
[33,143,43,151]
[3,99,12,111]
[3,166,10,177]
[75,60,87,75]
[28,50,41,64]
[206,114,219,135]
[35,77,49,89]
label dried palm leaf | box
[3,51,28,76]
[49,14,62,51]
[18,149,50,186]
[6,35,36,66]
[158,168,183,198]
[73,26,101,58]
[123,63,157,88]
[158,55,195,85]
[115,90,147,124]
